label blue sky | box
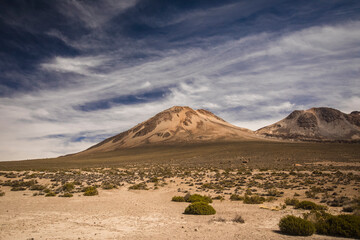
[0,0,360,161]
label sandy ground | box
[0,184,352,240]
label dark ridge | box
[297,112,317,128]
[286,110,302,120]
[313,107,343,123]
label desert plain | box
[0,141,359,240]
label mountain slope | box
[81,106,260,154]
[256,107,360,141]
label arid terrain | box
[0,163,359,240]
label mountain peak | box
[81,106,258,155]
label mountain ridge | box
[256,107,360,141]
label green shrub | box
[30,184,45,191]
[102,183,117,190]
[187,194,212,203]
[307,211,360,238]
[59,192,73,198]
[0,190,4,196]
[62,182,75,192]
[11,186,26,191]
[285,198,300,206]
[45,191,56,197]
[83,186,98,196]
[213,195,224,201]
[230,194,243,201]
[295,201,327,210]
[184,202,216,215]
[279,215,315,236]
[172,196,185,202]
[128,182,148,190]
[243,194,265,204]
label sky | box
[0,0,360,161]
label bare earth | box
[0,185,351,240]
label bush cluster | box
[102,183,117,190]
[184,202,216,215]
[230,194,243,201]
[62,182,75,192]
[45,191,56,197]
[304,210,360,238]
[128,182,148,190]
[285,198,300,206]
[83,186,98,196]
[243,194,265,204]
[59,192,73,198]
[172,196,185,202]
[295,201,327,211]
[279,215,315,236]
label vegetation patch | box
[285,198,300,206]
[59,192,73,197]
[172,196,185,202]
[279,215,315,236]
[62,182,75,192]
[45,191,56,197]
[102,183,117,190]
[128,182,148,190]
[304,210,360,238]
[243,194,265,204]
[230,194,243,201]
[83,186,98,196]
[184,202,216,215]
[295,201,327,210]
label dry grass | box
[0,141,359,171]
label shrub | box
[232,215,245,223]
[128,182,148,190]
[295,201,327,210]
[187,194,213,203]
[243,194,265,204]
[83,186,98,196]
[0,190,4,196]
[59,192,73,198]
[285,198,300,206]
[62,182,75,192]
[230,194,243,201]
[172,196,185,202]
[306,211,360,238]
[184,202,216,215]
[45,191,56,197]
[279,215,315,236]
[213,195,224,201]
[30,184,45,191]
[102,183,116,190]
[11,186,26,191]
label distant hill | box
[80,106,261,155]
[256,107,360,141]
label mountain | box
[256,107,360,141]
[81,106,260,154]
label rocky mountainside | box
[256,107,360,141]
[81,106,260,154]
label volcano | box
[81,106,260,154]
